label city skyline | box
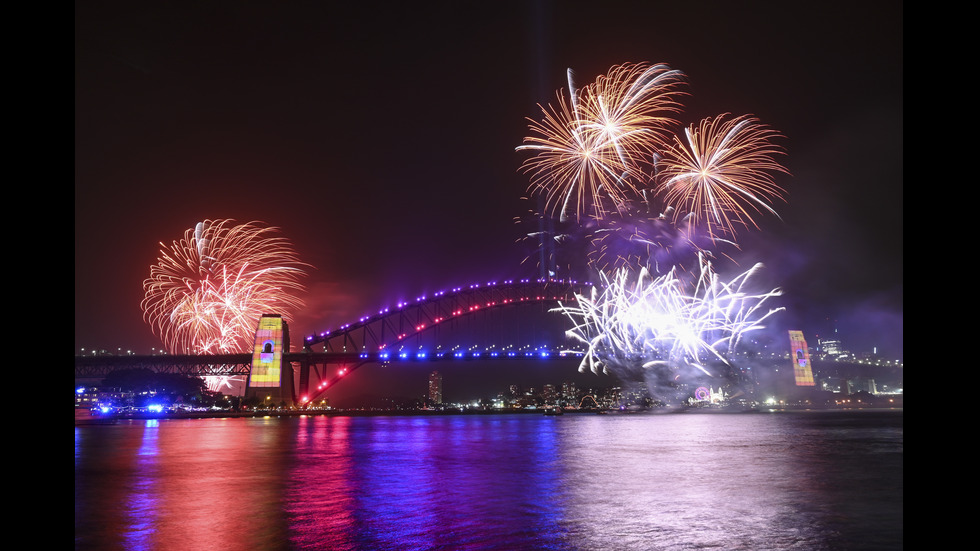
[75,2,903,366]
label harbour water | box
[75,409,902,550]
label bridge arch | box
[303,277,589,355]
[295,278,591,404]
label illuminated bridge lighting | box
[301,277,589,357]
[76,277,601,398]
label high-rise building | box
[428,371,443,404]
[562,381,577,402]
[542,384,556,404]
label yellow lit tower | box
[245,314,295,406]
[788,330,815,386]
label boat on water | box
[543,406,563,416]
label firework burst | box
[556,254,782,400]
[659,114,789,239]
[142,219,308,354]
[517,63,686,223]
[576,62,686,162]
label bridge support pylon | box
[245,314,295,407]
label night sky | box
[75,1,903,389]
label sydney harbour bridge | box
[74,277,591,406]
[74,275,893,406]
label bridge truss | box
[296,278,588,402]
[75,277,592,405]
[303,278,586,354]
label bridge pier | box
[244,315,296,407]
[298,357,311,405]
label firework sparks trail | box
[518,92,636,224]
[577,63,686,165]
[203,375,241,393]
[142,220,308,354]
[517,62,686,223]
[555,254,783,399]
[659,114,789,239]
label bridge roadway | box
[73,348,585,380]
[74,348,586,406]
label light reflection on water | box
[75,411,902,551]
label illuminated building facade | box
[820,338,843,357]
[788,330,816,386]
[246,315,294,405]
[428,371,443,404]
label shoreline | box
[77,404,903,424]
